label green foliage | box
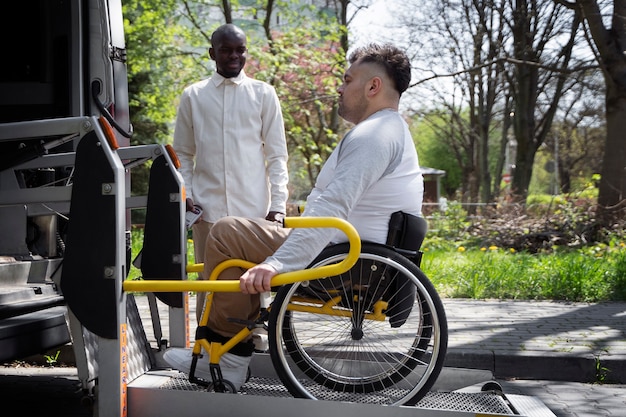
[420,195,626,301]
[123,0,204,223]
[43,350,60,367]
[528,150,555,195]
[426,202,471,241]
[123,0,197,143]
[526,175,599,213]
[409,115,462,197]
[246,5,346,197]
[595,356,611,384]
[604,249,626,300]
[127,227,197,283]
[422,205,626,301]
[423,245,626,302]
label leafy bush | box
[423,245,626,301]
[126,197,626,302]
[421,196,626,301]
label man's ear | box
[367,77,383,97]
[209,47,216,61]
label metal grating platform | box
[158,373,513,413]
[128,303,556,417]
[416,391,512,414]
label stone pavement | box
[138,295,626,384]
[441,299,626,384]
[1,296,625,417]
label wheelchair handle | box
[123,217,361,293]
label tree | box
[398,2,491,209]
[507,0,583,203]
[124,0,198,145]
[252,30,345,200]
[557,0,626,222]
[543,76,605,194]
[400,1,512,211]
[123,0,198,222]
[409,114,463,198]
[397,0,592,208]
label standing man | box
[165,43,424,391]
[172,24,289,321]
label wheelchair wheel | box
[268,242,448,406]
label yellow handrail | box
[123,217,361,293]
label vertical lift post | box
[61,117,188,416]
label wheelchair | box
[266,213,448,406]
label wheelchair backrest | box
[386,211,428,259]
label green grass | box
[421,243,626,302]
[129,227,626,302]
[127,227,198,282]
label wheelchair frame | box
[124,216,448,406]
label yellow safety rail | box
[123,217,361,293]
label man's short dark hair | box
[348,43,411,95]
[211,23,246,47]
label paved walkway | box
[441,299,626,383]
[137,295,626,384]
[2,297,625,417]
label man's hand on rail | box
[240,263,278,294]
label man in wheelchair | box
[165,42,426,392]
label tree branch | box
[411,57,599,87]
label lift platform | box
[129,360,555,417]
[124,293,556,417]
[59,119,557,417]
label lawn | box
[422,243,626,302]
[128,225,626,303]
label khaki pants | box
[203,217,290,338]
[191,220,213,323]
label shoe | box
[163,347,251,391]
[252,328,269,352]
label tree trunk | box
[494,103,513,198]
[598,88,626,219]
[510,0,538,202]
[576,0,626,222]
[479,122,492,203]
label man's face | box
[210,32,247,78]
[337,61,369,124]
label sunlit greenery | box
[420,195,626,302]
[128,195,626,302]
[127,228,197,282]
[422,244,626,302]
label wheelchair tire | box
[268,242,448,406]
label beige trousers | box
[191,220,213,323]
[202,217,290,338]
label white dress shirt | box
[173,70,289,222]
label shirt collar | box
[212,70,247,87]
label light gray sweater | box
[265,109,423,273]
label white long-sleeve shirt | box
[173,70,289,222]
[265,109,423,273]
